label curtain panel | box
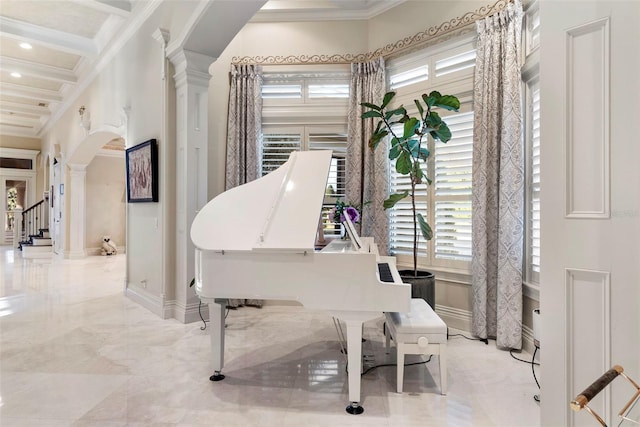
[225,64,263,308]
[226,64,263,191]
[346,57,389,255]
[471,0,524,349]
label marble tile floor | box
[0,246,541,426]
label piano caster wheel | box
[345,402,364,415]
[209,372,225,381]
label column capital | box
[152,28,169,45]
[167,48,215,88]
[67,163,87,172]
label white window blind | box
[386,36,475,269]
[389,66,429,90]
[261,132,302,176]
[388,111,474,260]
[434,111,473,261]
[262,84,303,99]
[435,50,476,78]
[527,82,541,281]
[309,132,347,199]
[308,84,349,99]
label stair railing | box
[20,199,47,244]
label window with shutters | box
[525,80,540,283]
[386,35,475,271]
[261,65,350,238]
[523,1,541,285]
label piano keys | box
[190,150,411,414]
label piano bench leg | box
[209,371,225,381]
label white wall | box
[85,155,126,254]
[40,1,201,314]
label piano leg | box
[344,319,365,415]
[208,300,226,381]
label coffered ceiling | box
[0,0,404,139]
[0,0,132,138]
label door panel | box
[540,1,640,426]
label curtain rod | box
[232,0,513,66]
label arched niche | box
[67,125,125,166]
[64,125,127,258]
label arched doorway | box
[63,127,126,258]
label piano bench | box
[384,298,447,395]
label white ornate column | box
[67,163,87,259]
[167,47,213,322]
[13,208,23,249]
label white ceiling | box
[0,0,403,139]
[0,0,132,138]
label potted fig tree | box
[361,91,460,308]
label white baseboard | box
[125,286,206,324]
[125,284,166,318]
[436,304,472,332]
[436,304,536,353]
[169,299,208,324]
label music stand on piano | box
[342,213,363,251]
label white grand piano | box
[190,150,411,414]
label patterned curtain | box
[347,57,389,255]
[471,0,524,349]
[225,64,263,308]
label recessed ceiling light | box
[19,42,32,50]
[10,72,22,78]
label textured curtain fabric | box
[471,0,524,349]
[225,64,263,308]
[347,57,390,255]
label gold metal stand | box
[570,365,640,426]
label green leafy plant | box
[361,90,460,276]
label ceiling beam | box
[0,111,48,122]
[0,124,37,137]
[0,82,63,102]
[0,16,97,57]
[0,101,50,116]
[0,56,77,84]
[0,113,42,126]
[70,0,131,17]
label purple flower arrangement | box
[329,201,362,224]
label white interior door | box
[540,2,640,426]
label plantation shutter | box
[308,131,347,198]
[389,123,429,255]
[433,111,474,261]
[261,132,302,176]
[261,83,302,99]
[309,131,348,236]
[529,83,541,280]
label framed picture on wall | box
[125,139,158,203]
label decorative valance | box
[232,0,513,65]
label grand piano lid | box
[191,150,332,252]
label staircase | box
[18,200,53,259]
[21,228,53,258]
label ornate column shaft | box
[167,48,214,322]
[67,164,87,259]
